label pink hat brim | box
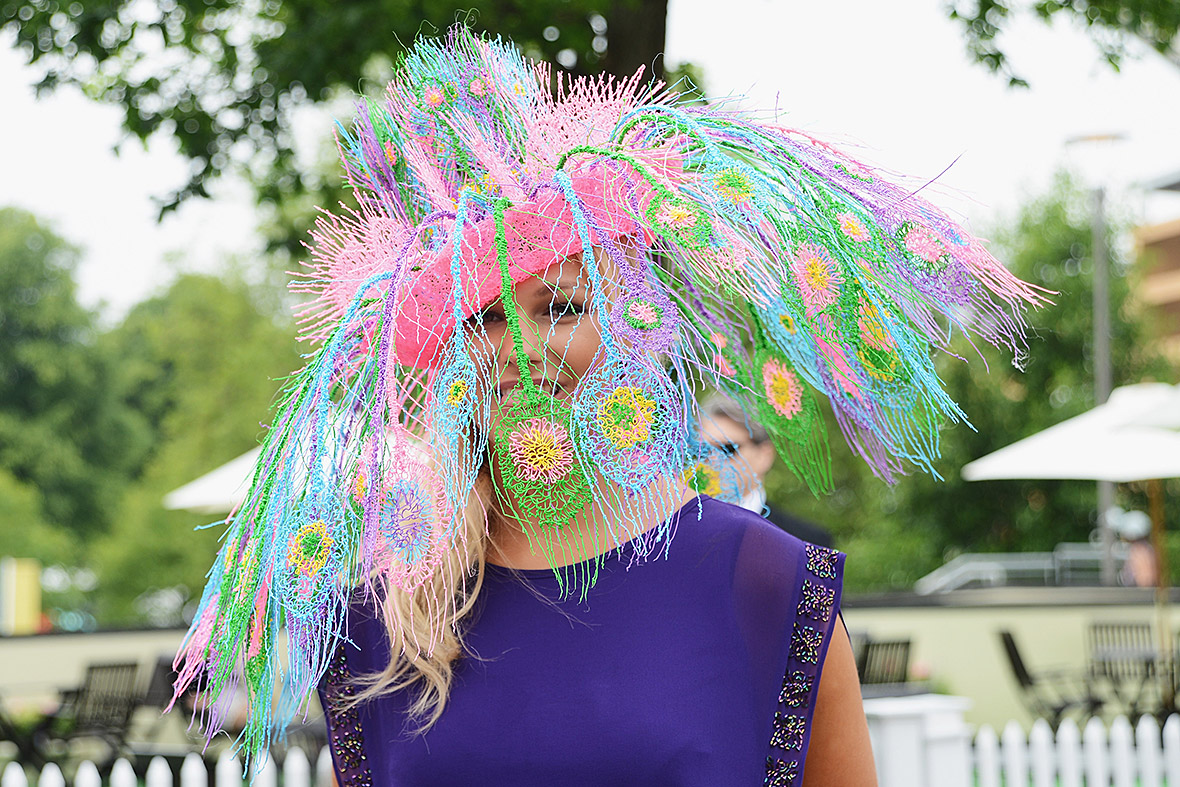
[394,165,657,369]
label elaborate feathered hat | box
[171,26,1044,756]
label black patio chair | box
[856,638,915,698]
[34,662,143,767]
[999,630,1101,730]
[141,656,178,711]
[1088,621,1160,721]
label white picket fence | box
[0,748,333,787]
[7,717,1180,786]
[975,715,1180,786]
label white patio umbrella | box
[961,383,1180,484]
[163,447,262,515]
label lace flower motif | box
[790,244,843,316]
[713,167,755,204]
[837,212,869,243]
[508,417,575,483]
[763,359,804,419]
[446,378,469,407]
[901,223,948,268]
[684,461,721,496]
[422,84,446,108]
[624,298,663,331]
[289,520,332,577]
[597,386,658,449]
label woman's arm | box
[803,616,878,786]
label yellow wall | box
[0,558,41,636]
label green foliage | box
[0,207,151,540]
[91,272,301,624]
[0,0,670,218]
[768,173,1171,592]
[0,205,302,624]
[0,469,74,565]
[948,0,1180,87]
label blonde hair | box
[345,469,497,730]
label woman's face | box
[462,250,606,433]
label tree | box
[92,271,301,623]
[766,173,1170,592]
[0,0,675,218]
[0,207,151,541]
[948,0,1180,86]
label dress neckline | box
[483,494,709,577]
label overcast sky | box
[3,0,1180,319]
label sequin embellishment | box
[324,644,373,787]
[805,544,839,579]
[780,671,813,708]
[764,543,843,785]
[770,712,807,751]
[791,623,824,665]
[765,758,800,787]
[797,580,836,622]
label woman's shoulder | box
[674,495,844,610]
[685,494,831,567]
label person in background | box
[1111,508,1158,588]
[701,394,834,548]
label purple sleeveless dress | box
[318,495,845,786]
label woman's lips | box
[496,378,569,400]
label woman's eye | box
[465,308,504,329]
[550,300,585,320]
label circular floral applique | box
[647,193,712,249]
[790,244,843,316]
[381,481,431,550]
[713,167,756,204]
[289,520,333,577]
[509,417,575,483]
[467,77,489,98]
[597,386,659,450]
[610,289,679,353]
[446,378,470,407]
[624,298,663,331]
[763,358,804,419]
[684,461,721,496]
[422,84,447,109]
[837,212,870,243]
[433,360,477,434]
[898,222,950,273]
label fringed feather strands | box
[172,24,1047,764]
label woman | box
[170,26,1043,785]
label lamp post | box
[1066,132,1125,586]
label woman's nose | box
[509,310,547,375]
